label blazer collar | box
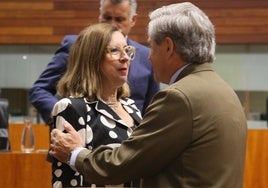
[175,62,214,83]
[85,98,141,128]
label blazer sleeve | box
[28,35,77,124]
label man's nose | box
[109,19,119,27]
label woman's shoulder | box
[52,97,87,115]
[52,98,72,115]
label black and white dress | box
[50,97,142,188]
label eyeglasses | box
[106,45,135,61]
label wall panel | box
[0,0,268,44]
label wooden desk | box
[243,129,268,188]
[8,123,50,152]
[0,123,52,188]
[1,127,268,187]
[0,152,51,188]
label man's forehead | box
[101,0,130,6]
[102,10,127,16]
[101,8,130,18]
[101,0,130,14]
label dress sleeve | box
[52,98,86,136]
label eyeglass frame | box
[106,45,136,61]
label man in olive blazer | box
[50,2,247,187]
[72,62,247,187]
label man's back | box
[141,63,247,187]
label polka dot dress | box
[51,97,142,187]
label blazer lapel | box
[175,62,214,82]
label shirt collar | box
[169,63,191,85]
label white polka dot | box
[130,104,138,110]
[70,179,78,186]
[109,130,118,139]
[86,125,93,144]
[54,169,63,177]
[87,115,91,122]
[55,116,66,131]
[53,181,62,187]
[99,109,113,118]
[118,120,125,125]
[74,172,80,176]
[77,128,86,146]
[57,161,62,167]
[86,105,91,112]
[127,127,133,136]
[137,111,142,119]
[78,116,85,125]
[127,98,135,103]
[52,98,71,115]
[124,105,134,113]
[100,115,116,129]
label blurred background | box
[0,0,268,127]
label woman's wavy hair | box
[57,23,130,101]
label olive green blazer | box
[76,62,247,188]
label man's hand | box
[49,121,83,163]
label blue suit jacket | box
[29,35,159,124]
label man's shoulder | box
[127,38,149,51]
[62,34,78,41]
[61,35,78,47]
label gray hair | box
[148,2,215,64]
[100,0,137,19]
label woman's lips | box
[119,68,128,72]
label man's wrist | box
[67,147,86,171]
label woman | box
[51,23,142,187]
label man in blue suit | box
[29,0,159,124]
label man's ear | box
[165,37,174,54]
[130,13,138,28]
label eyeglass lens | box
[108,46,135,60]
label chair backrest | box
[0,98,10,151]
[266,97,268,127]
